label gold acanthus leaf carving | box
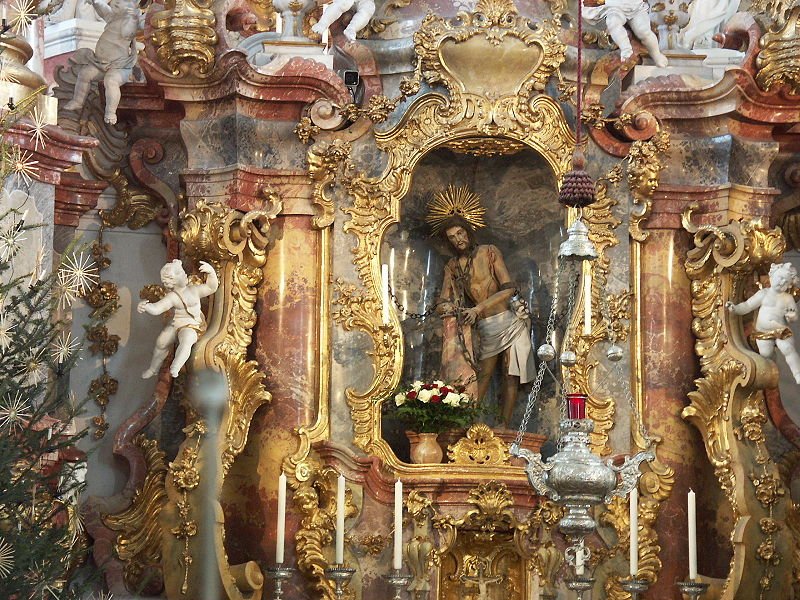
[103,435,168,595]
[150,0,218,77]
[627,130,670,242]
[756,6,800,95]
[683,213,793,597]
[308,139,353,229]
[160,198,279,600]
[295,466,359,600]
[99,168,166,230]
[331,278,402,452]
[447,423,510,465]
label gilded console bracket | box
[160,195,282,600]
[683,209,793,598]
[150,0,218,78]
[103,434,169,594]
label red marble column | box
[211,169,321,578]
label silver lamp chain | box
[559,263,580,424]
[514,256,566,448]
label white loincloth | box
[476,310,536,384]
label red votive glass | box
[567,393,587,420]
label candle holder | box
[325,564,356,599]
[264,565,295,600]
[384,568,411,600]
[565,575,595,599]
[676,580,709,600]
[620,577,650,600]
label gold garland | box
[84,228,120,439]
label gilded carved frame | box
[310,0,591,474]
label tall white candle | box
[1,2,6,24]
[275,472,287,564]
[335,474,345,564]
[688,488,697,580]
[575,539,585,576]
[583,261,592,336]
[393,480,403,570]
[381,263,390,325]
[629,487,639,576]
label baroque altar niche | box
[378,147,565,462]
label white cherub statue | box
[583,0,669,67]
[726,262,800,384]
[62,0,143,124]
[311,0,375,42]
[138,260,219,379]
[680,0,740,50]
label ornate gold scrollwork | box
[683,211,793,597]
[103,435,169,594]
[150,0,218,77]
[627,131,670,242]
[161,195,281,600]
[755,5,800,94]
[405,490,436,595]
[447,424,511,465]
[429,482,546,599]
[294,465,359,600]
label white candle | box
[583,261,592,336]
[1,2,6,24]
[381,263,390,325]
[275,472,287,564]
[629,487,638,576]
[393,480,403,570]
[688,488,697,580]
[47,427,52,440]
[275,13,282,35]
[335,474,345,564]
[575,540,585,576]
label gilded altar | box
[46,0,800,597]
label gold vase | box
[406,431,443,464]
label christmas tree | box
[0,9,101,598]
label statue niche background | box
[379,148,564,461]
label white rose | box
[395,392,406,407]
[459,393,471,406]
[444,392,460,406]
[433,380,444,387]
[412,380,424,391]
[417,388,434,403]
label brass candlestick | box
[325,564,356,599]
[676,580,709,600]
[620,577,650,600]
[565,575,595,599]
[384,568,411,600]
[264,565,294,600]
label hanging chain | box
[559,261,580,423]
[514,257,566,448]
[388,283,441,321]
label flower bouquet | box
[387,380,479,433]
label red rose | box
[423,384,433,390]
[440,386,450,394]
[407,391,417,399]
[431,395,441,403]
